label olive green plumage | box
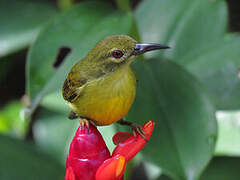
[62,35,137,125]
[62,34,169,126]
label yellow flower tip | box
[143,120,152,128]
[115,155,126,178]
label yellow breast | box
[70,65,136,125]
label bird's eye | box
[112,50,124,59]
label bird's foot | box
[130,123,148,141]
[118,119,148,141]
[79,118,96,133]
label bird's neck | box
[107,64,135,88]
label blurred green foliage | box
[0,101,27,137]
[0,134,64,180]
[1,0,240,179]
[0,0,58,57]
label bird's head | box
[87,35,169,71]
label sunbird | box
[62,35,169,137]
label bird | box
[62,35,169,137]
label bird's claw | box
[79,118,96,133]
[131,123,148,141]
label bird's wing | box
[62,73,87,103]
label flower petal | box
[112,121,155,162]
[65,124,110,180]
[65,166,76,180]
[96,155,126,180]
[69,125,110,160]
[112,132,132,145]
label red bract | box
[112,121,154,162]
[65,121,155,180]
[95,155,126,180]
[65,126,110,180]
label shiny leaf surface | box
[127,59,217,179]
[135,0,227,60]
[134,0,240,110]
[0,0,57,57]
[185,35,240,109]
[215,111,240,156]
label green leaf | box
[215,111,240,156]
[135,0,227,60]
[116,0,131,12]
[135,0,240,110]
[199,157,240,180]
[158,156,240,180]
[33,108,77,164]
[26,1,135,116]
[0,101,28,137]
[40,91,70,115]
[185,35,240,110]
[127,59,217,180]
[157,174,173,180]
[0,134,64,180]
[0,0,58,57]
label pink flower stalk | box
[65,121,155,180]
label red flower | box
[65,121,155,180]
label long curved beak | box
[132,43,170,56]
